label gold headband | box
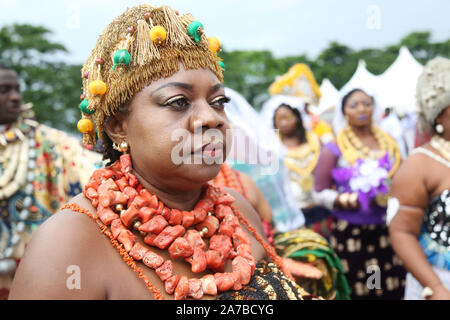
[76,4,225,146]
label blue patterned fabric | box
[419,230,450,270]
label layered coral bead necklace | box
[64,154,283,300]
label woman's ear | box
[104,114,127,145]
[435,109,445,125]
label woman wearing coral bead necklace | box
[9,5,309,300]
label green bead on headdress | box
[218,60,226,71]
[79,99,95,115]
[187,21,204,43]
[112,49,132,70]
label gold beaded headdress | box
[77,4,225,146]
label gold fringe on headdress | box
[78,4,223,146]
[159,6,191,47]
[136,19,160,64]
[179,13,195,26]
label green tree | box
[1,23,448,128]
[222,31,449,106]
[0,24,82,134]
[221,49,312,110]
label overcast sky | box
[1,0,449,65]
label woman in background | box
[314,88,405,299]
[273,103,332,237]
[216,90,350,300]
[389,57,450,300]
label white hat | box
[416,57,450,133]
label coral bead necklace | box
[66,154,283,300]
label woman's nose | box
[189,101,225,132]
[356,102,366,112]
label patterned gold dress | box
[0,111,103,298]
[217,260,315,300]
[283,132,320,210]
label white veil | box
[224,88,305,232]
[259,94,311,134]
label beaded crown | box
[416,56,450,134]
[77,4,224,146]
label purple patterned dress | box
[314,142,406,300]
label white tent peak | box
[358,59,367,68]
[380,46,423,80]
[318,78,339,114]
[320,78,338,90]
[377,46,423,115]
[339,59,379,96]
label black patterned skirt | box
[329,218,406,300]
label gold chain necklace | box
[0,111,38,200]
[283,132,320,177]
[337,126,401,178]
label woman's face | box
[343,90,374,128]
[111,66,230,192]
[274,106,297,136]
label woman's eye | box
[164,96,190,110]
[210,96,230,108]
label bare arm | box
[314,146,337,192]
[225,187,267,241]
[389,155,450,299]
[313,146,357,210]
[237,173,273,224]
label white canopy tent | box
[339,59,381,97]
[318,78,340,115]
[377,46,423,116]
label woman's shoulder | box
[390,147,433,204]
[38,194,100,238]
[224,187,266,239]
[396,144,438,175]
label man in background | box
[0,63,102,299]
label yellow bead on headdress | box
[150,26,167,45]
[208,37,220,55]
[77,118,94,134]
[89,80,107,96]
[77,4,224,147]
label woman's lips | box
[358,115,369,121]
[193,142,224,159]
